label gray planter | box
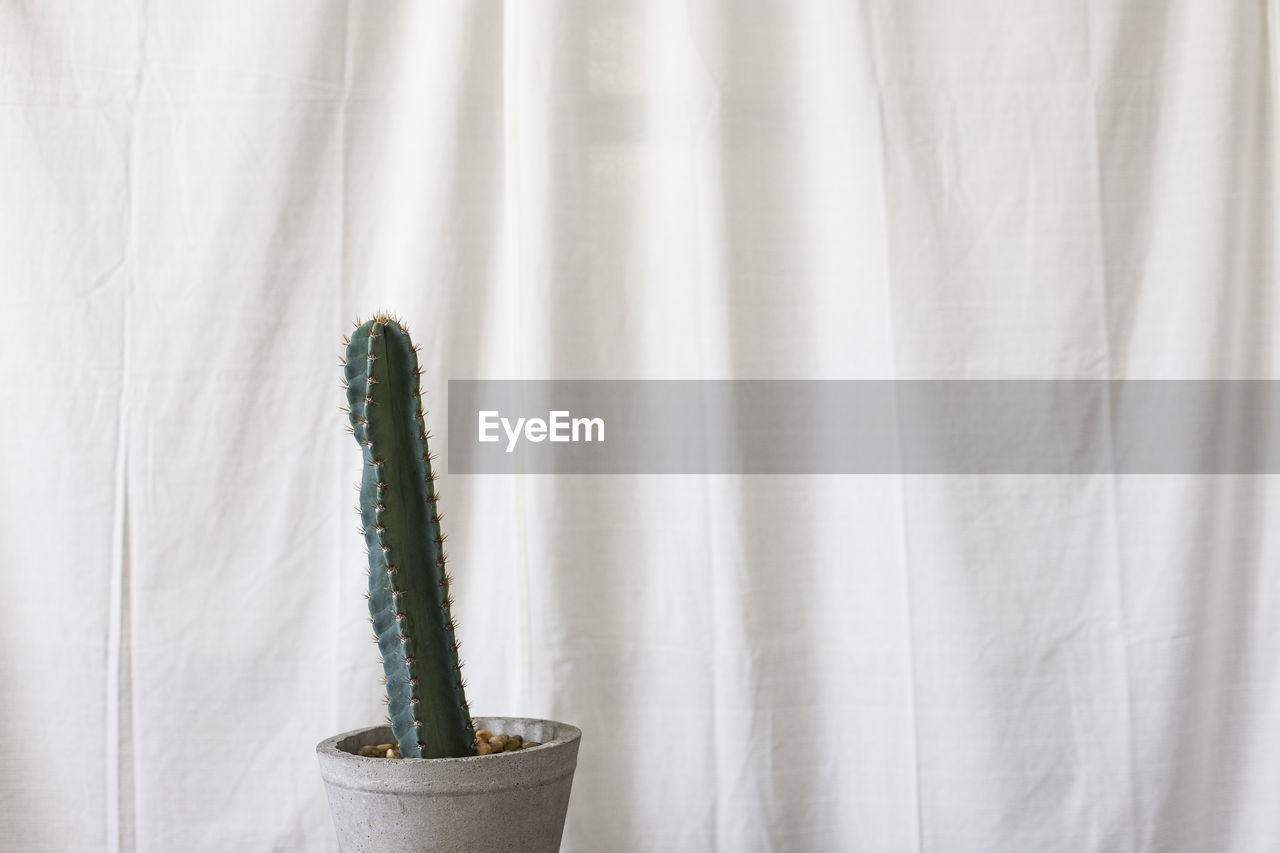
[316,716,581,853]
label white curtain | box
[2,2,1277,851]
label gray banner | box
[446,380,1280,474]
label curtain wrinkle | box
[1083,2,1141,847]
[679,9,727,850]
[105,4,147,850]
[2,3,1277,851]
[499,0,535,717]
[860,3,924,847]
[105,462,134,853]
[331,0,351,753]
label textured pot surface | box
[317,717,581,853]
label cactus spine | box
[343,314,473,759]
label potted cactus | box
[316,315,581,853]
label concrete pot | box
[316,716,581,853]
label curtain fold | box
[0,2,1276,851]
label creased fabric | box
[0,2,1276,851]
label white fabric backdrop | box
[2,1,1277,850]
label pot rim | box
[316,716,582,795]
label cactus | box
[341,314,474,759]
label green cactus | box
[342,314,474,759]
